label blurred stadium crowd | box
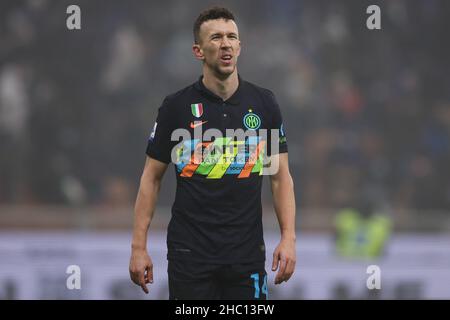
[0,0,449,218]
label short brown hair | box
[193,7,236,44]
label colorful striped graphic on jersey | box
[207,139,242,179]
[175,139,199,172]
[238,139,266,178]
[175,137,266,179]
[180,141,212,177]
[191,103,203,118]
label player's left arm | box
[269,152,297,284]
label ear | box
[236,40,241,57]
[192,44,204,61]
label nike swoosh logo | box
[190,121,208,128]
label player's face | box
[194,19,241,77]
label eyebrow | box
[209,32,238,38]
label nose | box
[220,36,232,48]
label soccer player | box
[129,7,296,300]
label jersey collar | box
[194,74,242,105]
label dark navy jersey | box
[146,75,288,264]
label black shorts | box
[168,259,268,300]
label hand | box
[129,249,153,294]
[272,238,296,285]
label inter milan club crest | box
[243,108,261,130]
[191,103,203,118]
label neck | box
[202,67,239,101]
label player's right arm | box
[129,156,168,294]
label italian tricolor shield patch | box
[191,103,203,118]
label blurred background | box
[1,0,449,299]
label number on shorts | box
[251,273,268,299]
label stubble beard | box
[206,59,236,80]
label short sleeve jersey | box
[146,75,288,264]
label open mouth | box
[220,54,233,64]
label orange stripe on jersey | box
[180,142,212,177]
[238,140,266,179]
